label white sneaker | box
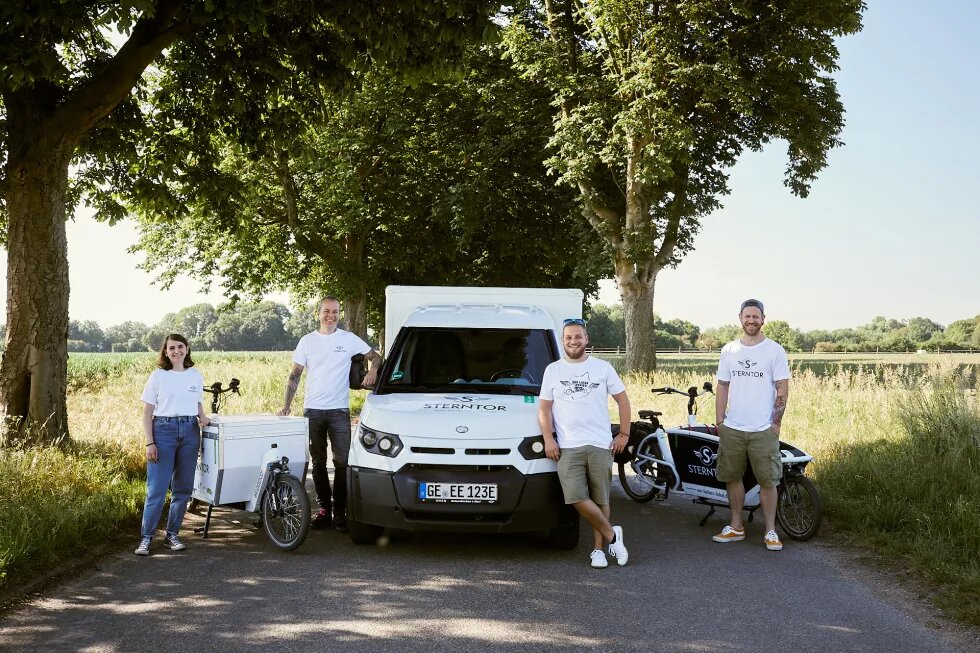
[134,536,151,556]
[590,549,608,568]
[764,530,783,551]
[607,525,628,566]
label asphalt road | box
[0,478,975,653]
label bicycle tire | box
[617,441,660,503]
[261,474,311,551]
[777,474,822,541]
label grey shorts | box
[557,445,613,505]
[716,424,782,488]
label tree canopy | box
[1,0,498,443]
[504,0,864,372]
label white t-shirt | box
[293,329,372,410]
[141,368,205,417]
[716,337,790,431]
[539,356,626,449]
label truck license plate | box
[418,482,497,503]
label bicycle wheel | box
[617,442,661,503]
[777,474,822,541]
[261,474,311,551]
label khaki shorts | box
[557,445,613,504]
[716,424,782,488]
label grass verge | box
[0,438,146,589]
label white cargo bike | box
[346,286,582,548]
[191,379,312,550]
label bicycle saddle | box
[638,410,662,420]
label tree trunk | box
[344,234,369,341]
[616,261,658,373]
[1,136,73,445]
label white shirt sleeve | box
[351,333,372,356]
[140,370,159,406]
[292,335,308,367]
[716,345,731,382]
[772,345,791,381]
[606,362,626,395]
[539,365,555,401]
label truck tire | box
[348,518,384,545]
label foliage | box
[117,44,606,339]
[0,0,499,442]
[504,0,864,371]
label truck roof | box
[384,286,583,354]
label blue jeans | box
[304,408,352,517]
[141,416,201,538]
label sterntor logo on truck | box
[422,400,507,411]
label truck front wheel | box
[544,521,580,550]
[348,518,384,545]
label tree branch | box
[52,0,193,141]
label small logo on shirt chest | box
[333,346,347,353]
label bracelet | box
[146,442,155,447]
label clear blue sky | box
[3,1,978,331]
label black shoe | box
[312,509,332,530]
[334,517,348,533]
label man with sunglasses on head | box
[538,318,632,568]
[713,298,791,551]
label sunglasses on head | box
[562,318,586,327]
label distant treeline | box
[585,304,980,352]
[1,301,977,354]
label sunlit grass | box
[3,353,978,626]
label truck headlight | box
[359,425,403,458]
[518,435,548,460]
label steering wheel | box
[490,369,535,383]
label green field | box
[2,351,978,626]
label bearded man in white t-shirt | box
[538,319,631,569]
[712,299,791,551]
[279,296,383,532]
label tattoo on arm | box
[366,349,383,368]
[284,366,302,408]
[772,380,789,426]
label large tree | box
[505,0,863,371]
[118,45,605,343]
[0,1,495,443]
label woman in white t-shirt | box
[134,334,209,556]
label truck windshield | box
[378,328,557,395]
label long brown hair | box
[157,333,195,370]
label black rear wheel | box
[261,474,311,551]
[617,441,662,503]
[777,474,822,541]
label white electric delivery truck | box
[346,286,583,548]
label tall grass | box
[2,354,978,626]
[616,360,980,626]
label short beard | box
[564,347,586,360]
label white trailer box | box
[194,415,309,507]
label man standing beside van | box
[279,296,382,532]
[713,298,790,551]
[538,318,631,568]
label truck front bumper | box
[347,464,577,533]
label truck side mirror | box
[349,354,367,390]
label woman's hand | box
[199,415,210,428]
[146,443,158,462]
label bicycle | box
[616,382,822,541]
[193,379,312,551]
